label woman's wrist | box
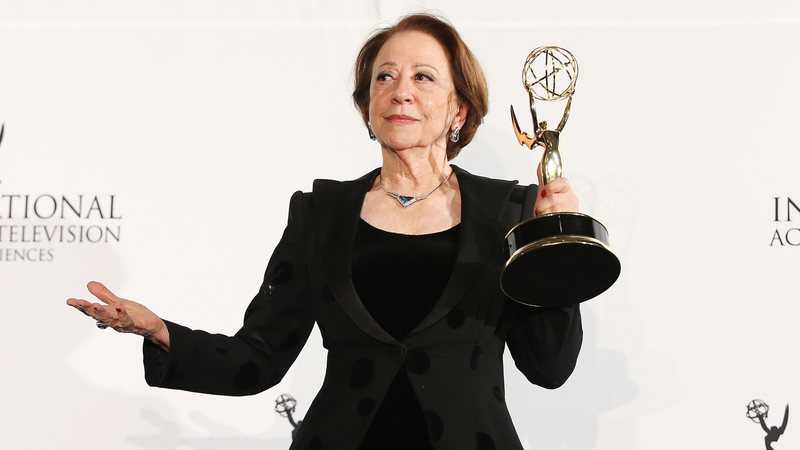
[146,319,171,352]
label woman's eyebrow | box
[413,64,439,74]
[374,62,440,75]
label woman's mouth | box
[385,115,419,124]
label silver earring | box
[450,126,460,143]
[368,123,376,140]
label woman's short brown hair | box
[352,13,489,160]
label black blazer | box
[143,165,582,450]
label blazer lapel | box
[314,168,399,345]
[409,165,517,336]
[313,165,518,343]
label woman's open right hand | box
[67,281,170,351]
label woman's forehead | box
[373,31,450,72]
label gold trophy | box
[501,46,620,307]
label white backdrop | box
[2,1,799,449]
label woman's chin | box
[378,136,439,153]
[380,139,418,152]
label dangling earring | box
[450,126,460,143]
[367,123,376,141]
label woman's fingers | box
[92,302,119,326]
[67,298,103,316]
[542,177,571,195]
[66,298,97,318]
[67,296,118,325]
[66,298,91,309]
[68,283,165,342]
[68,295,150,334]
[535,176,579,216]
[87,281,120,305]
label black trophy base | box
[501,212,621,307]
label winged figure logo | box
[759,404,789,450]
[747,400,789,450]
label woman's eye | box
[415,73,434,82]
[376,72,392,81]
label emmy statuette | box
[502,46,620,307]
[275,393,303,439]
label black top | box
[141,168,583,450]
[352,218,460,449]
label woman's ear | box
[454,100,470,129]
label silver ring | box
[96,321,109,330]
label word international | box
[770,197,800,246]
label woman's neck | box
[379,146,451,194]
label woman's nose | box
[392,77,414,104]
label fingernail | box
[540,189,547,198]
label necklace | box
[379,170,453,208]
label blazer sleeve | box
[142,190,316,396]
[504,183,583,389]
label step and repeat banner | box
[1,1,798,449]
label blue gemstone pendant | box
[398,195,418,207]
[386,191,423,207]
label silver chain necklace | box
[379,170,453,208]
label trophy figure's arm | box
[528,89,541,135]
[759,413,770,433]
[556,96,573,132]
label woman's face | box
[368,31,465,153]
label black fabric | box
[141,165,583,450]
[352,219,460,340]
[352,219,460,449]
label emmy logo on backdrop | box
[746,399,789,450]
[275,393,303,439]
[502,47,620,307]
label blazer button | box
[395,345,407,361]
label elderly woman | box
[67,13,582,450]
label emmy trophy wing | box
[779,404,789,434]
[510,105,537,149]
